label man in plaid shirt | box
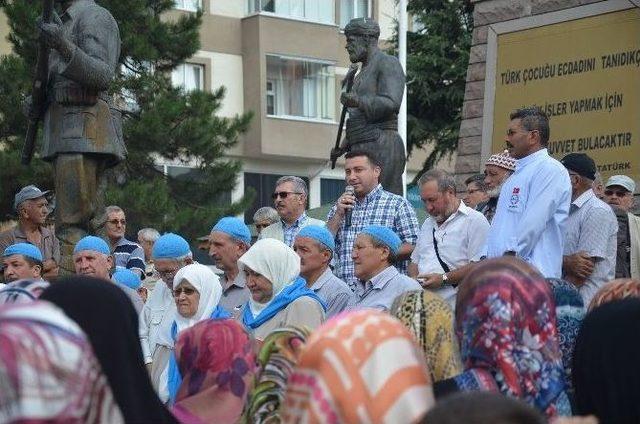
[327,150,419,293]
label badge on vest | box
[509,187,520,210]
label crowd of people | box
[0,106,639,423]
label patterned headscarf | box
[246,326,310,423]
[172,319,256,424]
[588,279,640,311]
[391,290,463,382]
[455,257,570,418]
[0,301,123,423]
[545,278,585,396]
[0,279,49,304]
[282,310,435,423]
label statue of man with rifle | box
[330,18,406,196]
[24,0,124,270]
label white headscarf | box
[172,264,223,334]
[237,238,300,317]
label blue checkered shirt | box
[327,184,419,292]
[283,213,308,247]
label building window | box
[266,55,336,121]
[171,63,204,92]
[321,178,346,205]
[175,0,201,12]
[248,0,334,24]
[244,173,310,222]
[340,0,369,28]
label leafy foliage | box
[0,0,252,239]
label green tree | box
[391,0,473,181]
[0,0,252,239]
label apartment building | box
[0,1,436,220]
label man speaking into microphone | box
[327,151,419,294]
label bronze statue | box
[331,18,406,195]
[25,0,124,271]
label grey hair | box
[103,205,124,223]
[275,176,307,197]
[418,169,457,194]
[253,206,279,224]
[593,172,603,185]
[368,236,396,264]
[465,174,488,192]
[138,228,160,242]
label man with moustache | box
[477,150,516,222]
[259,176,324,247]
[485,107,571,278]
[408,169,489,308]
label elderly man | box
[603,175,640,279]
[350,226,421,311]
[137,227,161,294]
[560,153,617,304]
[73,235,143,312]
[103,206,145,277]
[253,206,279,236]
[408,170,489,308]
[463,174,489,209]
[2,243,44,283]
[260,176,325,246]
[0,185,59,279]
[327,150,419,292]
[138,232,193,401]
[485,107,571,278]
[293,225,354,317]
[209,217,252,316]
[479,151,516,222]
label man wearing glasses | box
[103,205,145,277]
[484,107,571,278]
[259,176,325,247]
[603,175,640,279]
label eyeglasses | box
[173,287,196,297]
[506,128,538,136]
[157,267,180,278]
[255,223,271,230]
[271,191,302,200]
[604,189,630,198]
[107,219,126,226]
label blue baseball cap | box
[73,236,110,256]
[112,268,142,290]
[296,225,335,252]
[360,226,402,256]
[211,217,251,245]
[152,233,191,260]
[2,243,43,262]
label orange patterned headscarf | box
[282,310,434,424]
[588,279,640,311]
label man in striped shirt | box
[104,205,145,277]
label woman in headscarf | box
[167,263,230,404]
[40,276,177,423]
[573,298,640,424]
[391,290,463,383]
[452,257,570,418]
[546,278,585,404]
[587,278,640,311]
[0,278,49,304]
[171,318,255,424]
[282,310,435,423]
[238,238,325,342]
[0,301,123,423]
[246,327,310,423]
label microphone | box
[344,185,354,227]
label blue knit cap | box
[3,242,43,262]
[360,226,402,255]
[211,217,251,245]
[112,268,142,290]
[74,236,110,256]
[152,233,191,260]
[296,225,335,252]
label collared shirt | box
[485,149,571,278]
[309,268,355,318]
[139,282,175,364]
[351,266,422,311]
[0,224,61,264]
[563,189,618,305]
[112,237,146,275]
[328,184,420,292]
[219,271,251,319]
[283,212,308,247]
[411,201,490,307]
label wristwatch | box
[443,272,458,288]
